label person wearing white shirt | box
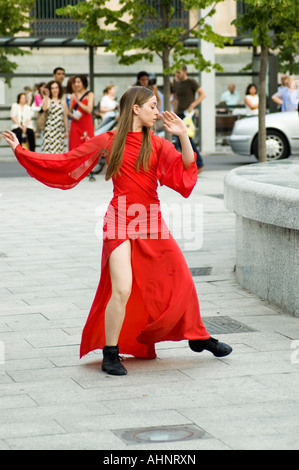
[272,76,299,112]
[99,85,118,124]
[220,83,240,106]
[10,92,35,151]
[244,83,259,116]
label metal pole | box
[89,46,94,91]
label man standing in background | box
[220,83,240,106]
[173,65,206,174]
[53,67,66,94]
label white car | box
[229,111,299,160]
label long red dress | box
[14,131,210,359]
[69,97,94,150]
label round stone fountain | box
[224,160,299,317]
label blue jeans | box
[174,114,204,169]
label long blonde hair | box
[105,86,154,180]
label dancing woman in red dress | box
[3,86,232,376]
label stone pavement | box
[0,156,299,451]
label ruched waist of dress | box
[103,195,169,240]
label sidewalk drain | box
[190,266,213,276]
[113,424,207,445]
[203,315,256,334]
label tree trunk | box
[258,45,268,162]
[162,60,171,141]
[162,48,170,113]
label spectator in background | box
[53,67,65,85]
[272,76,299,112]
[65,76,75,109]
[220,83,240,106]
[32,82,46,109]
[271,74,289,111]
[31,82,47,137]
[244,83,259,116]
[173,65,206,174]
[135,71,161,111]
[53,67,66,94]
[135,71,150,87]
[278,74,289,93]
[68,74,94,150]
[99,85,118,124]
[41,80,68,153]
[24,86,33,106]
[10,92,35,151]
[32,83,39,97]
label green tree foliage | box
[0,0,36,85]
[233,0,298,162]
[58,0,229,111]
[233,0,298,72]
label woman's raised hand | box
[2,130,20,153]
[160,111,187,136]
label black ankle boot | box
[102,345,127,376]
[189,337,232,357]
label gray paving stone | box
[0,167,298,450]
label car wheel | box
[252,130,290,161]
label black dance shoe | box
[189,337,232,357]
[102,345,127,375]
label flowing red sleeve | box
[14,133,113,190]
[155,135,197,198]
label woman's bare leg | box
[105,240,132,346]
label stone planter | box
[224,161,299,317]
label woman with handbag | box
[3,86,232,376]
[68,75,94,150]
[41,81,68,153]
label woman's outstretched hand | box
[159,111,194,169]
[2,130,19,153]
[159,111,187,136]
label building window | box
[236,1,246,16]
[142,0,189,35]
[30,0,189,38]
[236,1,251,35]
[30,0,83,37]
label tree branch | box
[168,3,217,51]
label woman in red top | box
[68,74,94,150]
[3,86,232,376]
